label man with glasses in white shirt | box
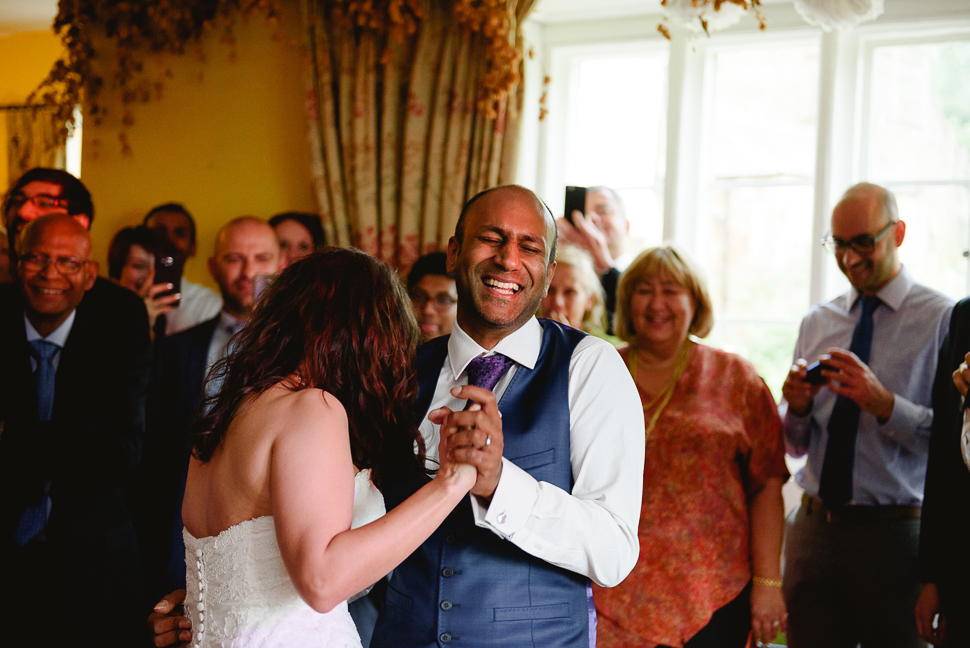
[780,183,953,648]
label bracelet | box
[753,576,783,588]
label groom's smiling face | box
[447,187,556,344]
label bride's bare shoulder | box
[259,384,348,432]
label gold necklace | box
[627,340,693,441]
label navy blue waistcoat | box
[371,320,592,648]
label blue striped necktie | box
[14,339,60,546]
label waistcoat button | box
[440,600,453,610]
[441,567,454,578]
[440,632,452,643]
[445,534,457,544]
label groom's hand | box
[148,589,192,647]
[442,385,504,502]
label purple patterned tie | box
[466,354,514,395]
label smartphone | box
[254,273,278,303]
[564,186,586,227]
[153,253,183,306]
[804,360,834,385]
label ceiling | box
[0,0,798,35]
[0,0,57,36]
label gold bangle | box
[753,576,783,588]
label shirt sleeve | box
[878,394,932,453]
[781,316,816,457]
[742,366,790,494]
[469,336,645,587]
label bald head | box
[837,182,899,224]
[18,213,91,259]
[17,214,97,336]
[455,185,558,266]
[831,182,905,295]
[208,216,281,318]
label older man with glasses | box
[780,182,954,648]
[0,214,152,648]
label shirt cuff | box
[470,457,539,539]
[880,393,931,443]
[783,407,813,454]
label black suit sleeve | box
[919,298,970,585]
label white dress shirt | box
[165,278,222,336]
[419,317,645,587]
[24,310,76,373]
[781,266,953,505]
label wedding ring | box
[772,621,780,627]
[484,434,492,448]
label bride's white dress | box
[183,469,386,648]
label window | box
[543,44,669,250]
[530,8,970,396]
[699,42,820,394]
[857,38,970,302]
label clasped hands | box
[430,384,504,504]
[782,348,895,420]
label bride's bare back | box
[182,380,474,613]
[182,382,352,541]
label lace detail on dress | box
[183,470,384,647]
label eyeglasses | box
[8,193,69,212]
[20,253,90,275]
[410,291,457,309]
[822,220,898,256]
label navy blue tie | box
[819,295,879,507]
[14,340,59,546]
[30,339,59,422]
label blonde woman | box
[593,244,789,648]
[540,244,608,335]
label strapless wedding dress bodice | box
[183,469,385,648]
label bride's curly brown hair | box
[190,247,426,489]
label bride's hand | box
[429,407,477,490]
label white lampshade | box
[793,0,885,30]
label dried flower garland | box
[30,0,281,155]
[31,0,521,155]
[658,0,765,39]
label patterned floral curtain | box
[6,107,66,186]
[300,0,537,271]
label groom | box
[151,185,644,647]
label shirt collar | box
[447,317,542,378]
[219,310,247,334]
[846,265,912,313]
[24,309,77,347]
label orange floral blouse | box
[593,343,788,648]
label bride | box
[171,248,475,647]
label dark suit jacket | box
[131,315,219,598]
[920,297,970,627]
[0,278,152,646]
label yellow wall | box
[0,29,65,193]
[81,3,315,288]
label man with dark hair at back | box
[4,168,95,242]
[0,214,152,648]
[407,251,457,342]
[144,202,222,336]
